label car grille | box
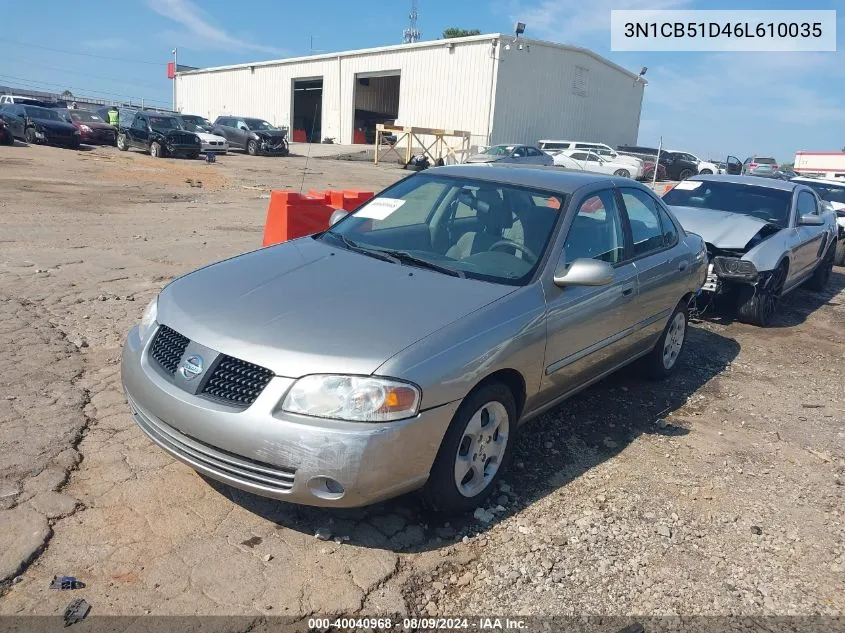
[128,394,296,492]
[149,325,189,375]
[171,132,197,144]
[201,355,274,407]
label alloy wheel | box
[453,401,510,498]
[662,312,686,369]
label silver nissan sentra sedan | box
[122,165,707,513]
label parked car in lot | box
[466,144,554,166]
[663,175,837,326]
[667,151,719,175]
[742,155,778,175]
[549,152,586,171]
[211,116,289,156]
[538,140,644,173]
[57,109,116,145]
[0,94,55,107]
[122,166,707,512]
[617,146,700,181]
[175,114,228,154]
[117,111,201,158]
[558,149,641,178]
[0,104,80,148]
[0,116,13,145]
[792,176,845,265]
[641,160,667,182]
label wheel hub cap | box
[454,401,510,498]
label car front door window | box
[620,188,665,257]
[564,191,626,264]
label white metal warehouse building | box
[175,34,645,150]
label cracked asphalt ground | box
[0,143,843,625]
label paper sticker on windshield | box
[356,198,405,220]
[672,181,703,191]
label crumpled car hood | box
[157,237,514,377]
[668,205,781,250]
[194,131,227,143]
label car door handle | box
[621,284,635,296]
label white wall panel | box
[491,42,644,148]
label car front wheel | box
[806,243,835,291]
[24,128,36,144]
[835,240,845,267]
[247,139,258,156]
[421,383,517,514]
[150,141,163,158]
[699,169,713,175]
[614,168,631,178]
[116,133,128,151]
[737,263,787,326]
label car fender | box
[375,284,546,412]
[742,229,791,273]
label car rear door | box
[538,187,639,404]
[617,187,690,352]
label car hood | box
[668,206,782,250]
[255,130,287,139]
[157,237,514,377]
[195,131,227,143]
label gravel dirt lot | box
[0,143,843,628]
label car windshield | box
[663,180,792,227]
[321,174,564,285]
[754,157,777,165]
[149,116,179,130]
[244,118,276,131]
[482,145,514,156]
[69,111,102,123]
[179,115,210,131]
[801,181,845,204]
[24,106,61,121]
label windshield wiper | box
[372,249,466,278]
[324,231,400,264]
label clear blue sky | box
[0,0,841,162]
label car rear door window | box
[564,190,625,264]
[620,188,665,256]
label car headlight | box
[713,256,758,280]
[138,297,158,343]
[80,125,92,133]
[281,375,420,422]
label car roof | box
[688,173,799,191]
[426,164,637,193]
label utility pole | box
[172,47,178,111]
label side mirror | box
[553,256,614,288]
[798,213,824,226]
[329,209,349,227]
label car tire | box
[737,262,787,326]
[699,169,713,175]
[1,130,12,146]
[247,139,258,156]
[420,382,517,514]
[69,139,80,150]
[116,133,128,151]
[150,141,163,158]
[679,169,693,180]
[614,168,631,178]
[24,128,36,144]
[834,240,845,267]
[806,242,835,291]
[639,300,689,379]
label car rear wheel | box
[247,139,258,156]
[679,169,693,180]
[639,301,688,379]
[421,382,517,514]
[116,133,128,151]
[737,262,786,326]
[806,243,835,291]
[614,168,631,178]
[150,141,163,158]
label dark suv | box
[617,146,699,180]
[211,116,289,156]
[117,111,201,158]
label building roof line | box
[175,33,644,82]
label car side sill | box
[522,345,653,425]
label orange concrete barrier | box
[262,189,375,247]
[292,129,307,143]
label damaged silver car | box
[664,175,838,326]
[122,166,706,513]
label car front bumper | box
[121,324,457,507]
[200,141,228,153]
